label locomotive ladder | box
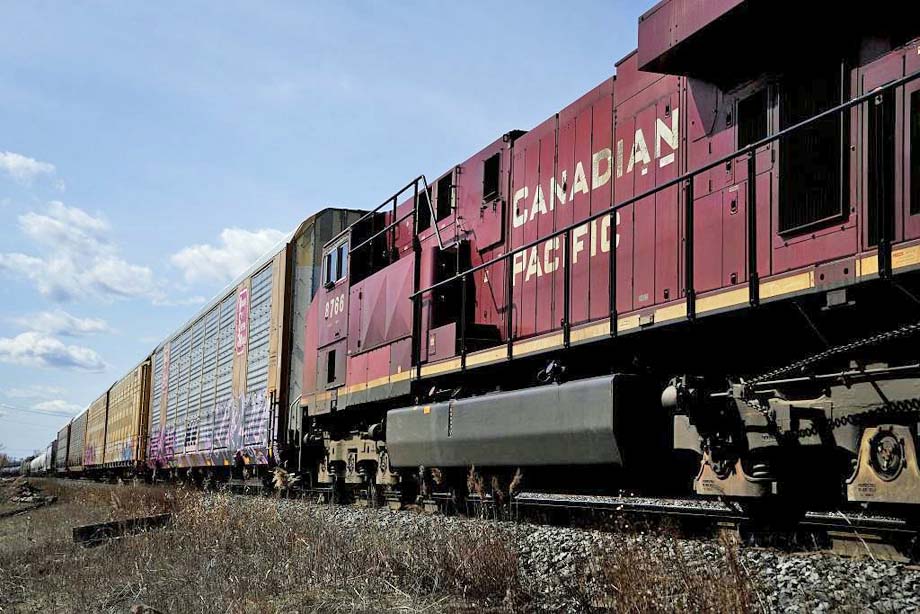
[324,174,446,377]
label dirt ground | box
[0,478,180,613]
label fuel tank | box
[386,374,638,468]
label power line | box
[0,402,78,419]
[0,416,67,428]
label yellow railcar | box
[104,359,151,468]
[83,392,108,468]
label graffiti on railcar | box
[83,445,99,467]
[113,436,137,462]
[147,389,273,468]
[235,287,250,355]
[147,425,175,468]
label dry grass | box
[572,535,764,613]
[0,479,762,613]
[0,480,521,613]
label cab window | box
[338,244,347,279]
[323,240,349,287]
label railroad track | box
[439,490,920,563]
[184,481,920,562]
[28,477,920,562]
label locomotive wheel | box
[870,428,906,482]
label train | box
[23,0,920,517]
[2,463,23,478]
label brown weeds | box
[0,479,763,613]
[0,480,521,613]
[570,534,764,613]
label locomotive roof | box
[637,0,915,84]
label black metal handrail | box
[326,174,446,256]
[326,176,420,248]
[410,67,920,368]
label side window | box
[326,349,336,384]
[737,89,768,149]
[323,251,336,287]
[323,241,349,286]
[911,90,920,216]
[482,153,501,201]
[417,186,432,233]
[336,243,348,281]
[436,173,453,221]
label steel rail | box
[504,493,745,521]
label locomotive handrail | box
[411,67,920,301]
[417,174,446,251]
[326,176,423,247]
[348,208,413,255]
[410,66,920,368]
[347,175,447,255]
[326,174,446,256]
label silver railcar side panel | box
[196,305,220,450]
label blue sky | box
[0,0,646,459]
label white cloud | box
[12,310,111,337]
[0,201,163,302]
[0,151,55,185]
[33,400,82,414]
[19,201,109,252]
[0,331,105,372]
[171,227,286,284]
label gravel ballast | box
[283,500,920,612]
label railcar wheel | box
[870,429,905,481]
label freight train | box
[25,0,920,516]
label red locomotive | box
[300,0,920,511]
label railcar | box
[25,444,56,476]
[293,0,920,512]
[55,423,70,475]
[66,410,87,476]
[19,457,33,477]
[83,392,108,471]
[0,465,19,478]
[140,209,361,483]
